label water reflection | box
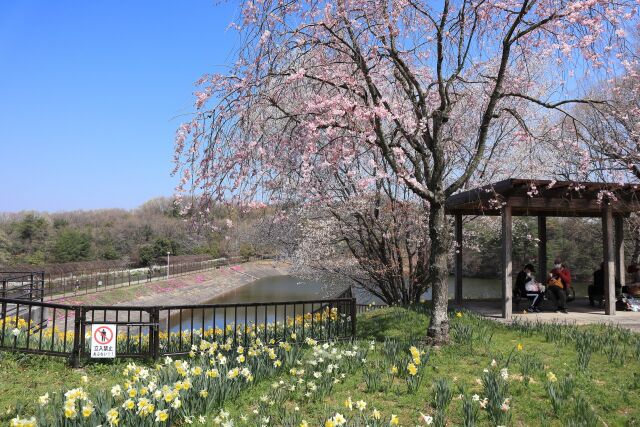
[165,276,341,333]
[165,274,588,331]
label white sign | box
[91,324,116,358]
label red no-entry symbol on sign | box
[93,325,114,345]
[91,324,116,358]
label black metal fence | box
[334,287,387,315]
[0,272,45,301]
[8,255,273,301]
[41,257,237,299]
[355,302,387,315]
[0,295,357,366]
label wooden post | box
[602,205,616,315]
[454,214,463,305]
[502,201,513,320]
[537,216,547,284]
[615,216,626,287]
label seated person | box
[589,262,623,306]
[551,258,572,298]
[547,271,568,313]
[515,264,544,312]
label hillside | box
[0,197,271,268]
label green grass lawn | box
[226,307,640,426]
[2,307,640,426]
[0,352,125,420]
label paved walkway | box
[459,298,640,331]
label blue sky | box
[0,1,238,212]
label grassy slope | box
[1,307,639,426]
[0,353,124,421]
[229,307,640,426]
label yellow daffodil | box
[64,406,77,419]
[122,399,134,411]
[81,404,94,418]
[407,362,418,376]
[344,396,353,410]
[333,413,347,425]
[155,409,169,422]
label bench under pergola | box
[446,178,640,319]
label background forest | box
[463,216,640,282]
[2,196,639,287]
[0,198,271,269]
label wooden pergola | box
[446,178,640,319]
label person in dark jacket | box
[589,262,622,306]
[515,264,543,312]
[589,263,605,306]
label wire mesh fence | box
[2,255,275,301]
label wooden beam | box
[602,205,616,315]
[502,202,513,320]
[445,179,516,207]
[615,216,626,286]
[537,216,547,284]
[454,214,463,305]
[447,196,640,217]
[534,183,574,200]
[508,197,640,213]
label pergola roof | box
[446,178,640,217]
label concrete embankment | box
[119,260,291,307]
[57,260,291,307]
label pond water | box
[209,275,509,304]
[166,276,342,333]
[167,274,588,332]
[217,275,589,303]
[207,275,337,303]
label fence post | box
[39,272,44,301]
[350,298,357,340]
[151,307,160,361]
[71,307,83,368]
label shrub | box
[52,230,92,263]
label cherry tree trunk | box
[426,201,451,345]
